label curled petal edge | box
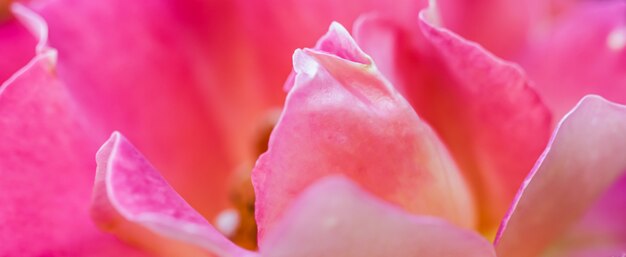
[495,95,626,257]
[1,3,56,95]
[91,132,256,257]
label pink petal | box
[0,6,147,256]
[253,23,476,241]
[495,96,626,257]
[0,16,36,83]
[545,0,582,18]
[27,0,266,218]
[92,132,256,257]
[551,173,626,256]
[436,0,543,58]
[520,1,626,120]
[260,176,495,257]
[355,9,552,233]
[235,0,427,104]
[559,248,626,257]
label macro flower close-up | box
[1,0,625,256]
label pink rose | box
[0,0,426,254]
[1,0,625,256]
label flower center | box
[215,110,280,250]
[220,165,257,250]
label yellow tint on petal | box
[482,227,498,243]
[215,110,280,250]
[223,164,257,250]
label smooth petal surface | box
[28,0,265,218]
[495,96,626,257]
[0,6,146,256]
[355,9,552,233]
[92,132,256,257]
[552,173,626,256]
[261,176,495,257]
[436,0,543,58]
[253,23,475,241]
[520,1,626,120]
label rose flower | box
[1,0,624,256]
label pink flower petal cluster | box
[1,0,625,256]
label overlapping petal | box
[253,23,475,241]
[519,1,626,120]
[0,6,146,256]
[261,176,495,257]
[0,16,35,83]
[92,132,256,257]
[355,8,552,233]
[26,0,266,218]
[495,96,626,257]
[553,173,626,256]
[3,0,624,255]
[235,0,427,105]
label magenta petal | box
[0,6,146,256]
[0,17,36,83]
[520,1,626,120]
[495,96,626,257]
[357,9,552,232]
[0,55,145,257]
[27,0,266,218]
[260,176,495,257]
[92,132,256,257]
[254,23,475,241]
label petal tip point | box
[292,49,320,78]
